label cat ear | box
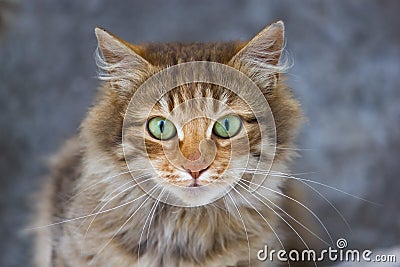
[229,21,287,89]
[94,27,153,93]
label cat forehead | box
[154,84,248,120]
[139,42,245,66]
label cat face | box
[88,21,302,206]
[137,85,264,206]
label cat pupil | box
[159,120,165,133]
[224,119,230,131]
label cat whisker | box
[234,168,382,206]
[249,169,374,233]
[224,181,291,267]
[239,178,334,246]
[138,188,165,264]
[30,180,155,231]
[226,168,339,244]
[146,189,165,243]
[273,170,379,205]
[271,173,352,234]
[237,181,329,248]
[82,173,153,224]
[242,169,379,205]
[236,181,318,267]
[79,179,136,251]
[90,184,161,266]
[208,202,228,213]
[234,168,351,233]
[68,170,132,203]
[275,147,312,151]
[238,180,330,246]
[68,168,155,203]
[222,196,232,232]
[225,191,251,267]
[157,192,170,216]
[230,168,316,177]
[80,175,154,252]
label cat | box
[33,21,308,267]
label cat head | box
[82,21,302,206]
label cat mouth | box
[188,182,202,188]
[185,167,209,188]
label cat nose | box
[182,150,209,178]
[179,139,216,172]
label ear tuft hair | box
[229,21,291,89]
[94,27,152,93]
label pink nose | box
[182,150,209,177]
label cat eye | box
[213,115,242,139]
[147,117,177,140]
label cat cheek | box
[215,148,233,165]
[162,174,180,184]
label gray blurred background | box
[0,0,399,266]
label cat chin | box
[169,184,230,207]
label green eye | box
[213,115,242,138]
[147,117,177,140]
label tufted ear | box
[229,21,287,89]
[94,27,153,93]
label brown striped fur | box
[33,21,312,267]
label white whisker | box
[226,191,251,266]
[29,181,154,230]
[274,174,352,234]
[68,170,132,202]
[139,189,165,265]
[146,189,164,242]
[235,168,357,233]
[275,147,312,151]
[223,181,290,267]
[68,168,154,203]
[244,169,379,205]
[241,181,330,246]
[222,196,232,229]
[80,175,154,252]
[237,182,329,266]
[90,185,161,265]
[240,179,334,246]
